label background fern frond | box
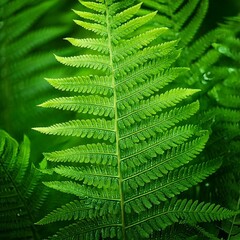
[0,130,47,240]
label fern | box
[0,130,47,240]
[34,1,236,239]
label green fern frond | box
[151,223,221,240]
[34,119,115,142]
[39,95,114,117]
[52,166,119,192]
[36,200,93,225]
[43,143,117,165]
[65,37,109,54]
[125,199,235,239]
[35,1,234,239]
[120,101,200,148]
[124,160,221,214]
[47,217,122,240]
[0,130,47,239]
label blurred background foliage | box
[0,0,239,239]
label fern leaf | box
[6,27,65,60]
[47,218,122,240]
[36,200,93,224]
[179,0,208,46]
[116,53,181,92]
[38,95,114,117]
[114,41,178,76]
[125,199,235,238]
[112,3,142,27]
[46,75,112,95]
[118,89,199,128]
[120,101,199,148]
[114,27,168,59]
[33,119,115,142]
[2,1,56,41]
[112,12,157,41]
[55,54,110,71]
[65,37,109,54]
[43,143,117,166]
[117,68,189,109]
[124,160,221,213]
[54,165,118,189]
[43,181,119,200]
[73,10,105,24]
[74,20,108,36]
[79,1,106,13]
[0,130,47,239]
[36,1,234,239]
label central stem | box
[105,2,126,239]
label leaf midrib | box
[105,2,126,239]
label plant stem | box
[105,1,126,239]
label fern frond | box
[46,75,113,95]
[73,9,105,24]
[112,12,157,41]
[114,27,168,59]
[121,125,199,169]
[36,1,234,239]
[2,1,56,41]
[36,200,92,225]
[33,119,115,142]
[179,0,208,46]
[125,199,235,239]
[47,218,122,240]
[54,165,118,189]
[39,95,114,117]
[120,101,199,148]
[79,1,106,13]
[43,143,117,166]
[112,3,142,27]
[118,88,199,128]
[65,37,109,54]
[0,130,47,239]
[55,54,110,71]
[43,181,119,200]
[124,160,221,213]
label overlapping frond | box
[140,0,208,46]
[138,0,223,88]
[0,130,47,239]
[35,1,235,239]
[125,198,235,239]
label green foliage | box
[0,0,239,239]
[0,130,46,240]
[0,0,78,161]
[140,0,240,231]
[33,1,238,239]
